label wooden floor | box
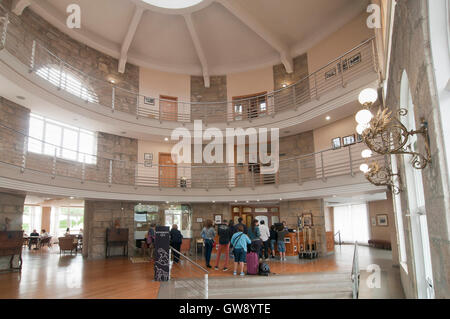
[0,245,404,299]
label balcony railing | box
[0,5,378,125]
[0,121,383,190]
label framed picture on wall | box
[332,137,341,150]
[343,134,356,146]
[214,214,222,225]
[144,96,155,106]
[377,214,389,226]
[356,133,363,143]
[302,213,313,227]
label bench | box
[368,239,391,250]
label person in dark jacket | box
[234,217,248,234]
[269,225,277,258]
[215,220,231,271]
[169,224,183,263]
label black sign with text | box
[154,226,170,281]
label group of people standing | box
[200,218,290,276]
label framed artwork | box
[332,137,341,149]
[371,217,377,226]
[196,218,203,223]
[302,213,313,227]
[144,153,153,160]
[342,134,356,146]
[377,214,389,226]
[356,133,363,143]
[214,214,222,225]
[144,96,155,106]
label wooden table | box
[0,231,24,272]
[106,228,129,257]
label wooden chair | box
[39,237,52,249]
[58,237,78,255]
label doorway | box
[160,95,178,121]
[159,152,177,188]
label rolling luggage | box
[246,252,259,275]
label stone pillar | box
[0,192,26,270]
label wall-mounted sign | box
[196,218,203,223]
[144,153,153,167]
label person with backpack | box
[247,219,262,257]
[169,224,183,263]
[201,220,215,268]
[215,220,231,271]
[230,224,251,276]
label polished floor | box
[0,244,404,299]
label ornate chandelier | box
[356,88,431,192]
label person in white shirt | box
[259,220,270,260]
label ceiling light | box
[282,84,287,88]
[69,196,75,199]
[212,200,215,203]
[234,200,237,203]
[109,79,116,84]
[325,116,331,121]
[361,149,373,158]
[164,137,169,142]
[246,200,249,203]
[358,88,378,105]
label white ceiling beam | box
[11,0,31,15]
[184,13,210,88]
[216,0,293,73]
[118,5,144,73]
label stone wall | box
[190,76,227,121]
[273,54,310,109]
[386,0,450,298]
[3,2,139,114]
[0,192,26,270]
[278,130,316,184]
[83,200,137,259]
[96,133,138,185]
[280,199,327,255]
[191,202,230,244]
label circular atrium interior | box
[0,0,449,304]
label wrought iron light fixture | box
[356,88,431,191]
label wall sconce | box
[355,88,431,170]
[360,160,402,195]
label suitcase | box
[246,252,259,275]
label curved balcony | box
[0,7,378,128]
[0,120,385,201]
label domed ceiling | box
[20,0,368,84]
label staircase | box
[159,272,353,299]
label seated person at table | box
[41,229,49,238]
[64,228,71,236]
[28,229,40,249]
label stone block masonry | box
[84,200,138,259]
[191,76,227,121]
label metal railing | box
[334,231,342,246]
[0,120,384,190]
[351,241,360,299]
[169,245,209,299]
[0,5,378,125]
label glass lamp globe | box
[358,88,378,105]
[355,109,373,125]
[356,123,369,135]
[360,163,369,173]
[361,149,373,158]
